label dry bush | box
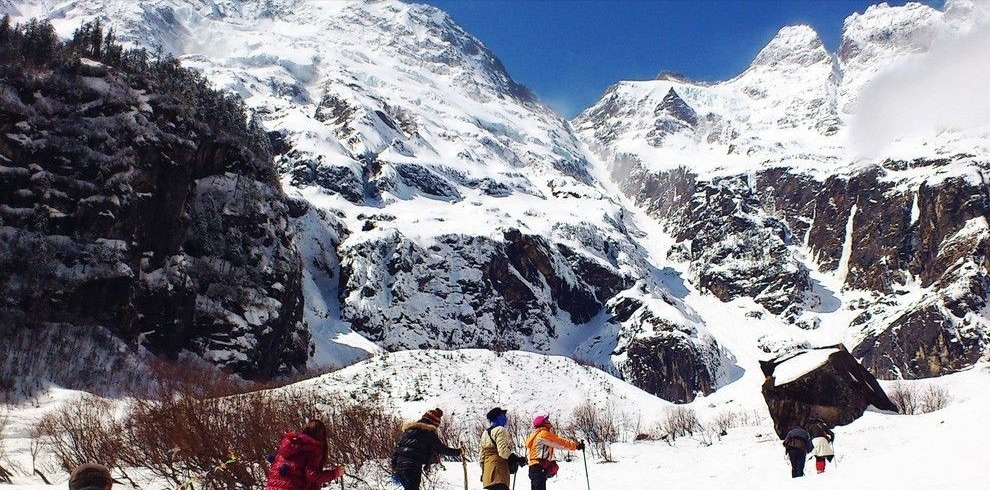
[0,407,13,483]
[34,385,401,490]
[322,393,403,473]
[656,406,699,443]
[706,408,764,436]
[887,382,917,414]
[567,401,620,462]
[505,410,531,451]
[919,384,951,413]
[887,382,951,415]
[34,394,125,472]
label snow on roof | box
[770,347,839,386]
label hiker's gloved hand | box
[576,442,585,451]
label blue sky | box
[414,0,944,118]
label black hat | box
[486,407,507,421]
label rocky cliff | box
[0,21,309,381]
[574,1,990,380]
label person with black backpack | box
[265,420,343,490]
[391,408,462,490]
[782,426,813,478]
[479,407,525,490]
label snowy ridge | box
[0,0,730,398]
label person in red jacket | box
[265,420,344,490]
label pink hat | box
[532,412,549,427]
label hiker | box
[68,463,112,490]
[479,407,524,490]
[808,418,835,473]
[782,426,813,478]
[391,408,462,490]
[525,412,583,490]
[265,419,344,490]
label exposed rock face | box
[677,176,811,317]
[761,346,897,439]
[613,300,722,403]
[0,53,308,379]
[338,227,632,351]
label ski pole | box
[460,446,468,490]
[580,440,591,490]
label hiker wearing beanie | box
[68,463,112,490]
[478,407,523,490]
[391,408,462,490]
[265,419,344,490]
[525,413,582,490]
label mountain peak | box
[750,24,829,70]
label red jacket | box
[265,432,342,490]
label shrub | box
[656,406,698,443]
[887,381,951,415]
[0,407,13,483]
[567,401,620,462]
[887,382,917,415]
[34,387,401,490]
[919,384,951,413]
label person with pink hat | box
[524,412,583,490]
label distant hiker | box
[525,412,583,490]
[391,408,463,490]
[782,426,813,478]
[479,407,524,490]
[265,419,344,490]
[68,463,112,490]
[808,418,835,473]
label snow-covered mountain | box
[2,0,989,404]
[0,0,726,402]
[574,0,990,381]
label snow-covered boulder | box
[760,345,897,438]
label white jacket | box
[812,436,834,457]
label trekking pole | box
[339,473,344,490]
[580,440,591,490]
[460,446,468,490]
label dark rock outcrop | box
[0,43,308,380]
[761,345,898,439]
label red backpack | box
[267,432,316,490]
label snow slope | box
[2,355,988,490]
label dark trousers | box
[786,447,806,478]
[394,463,422,490]
[528,465,547,490]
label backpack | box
[272,433,308,485]
[783,436,809,453]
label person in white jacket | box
[809,418,835,473]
